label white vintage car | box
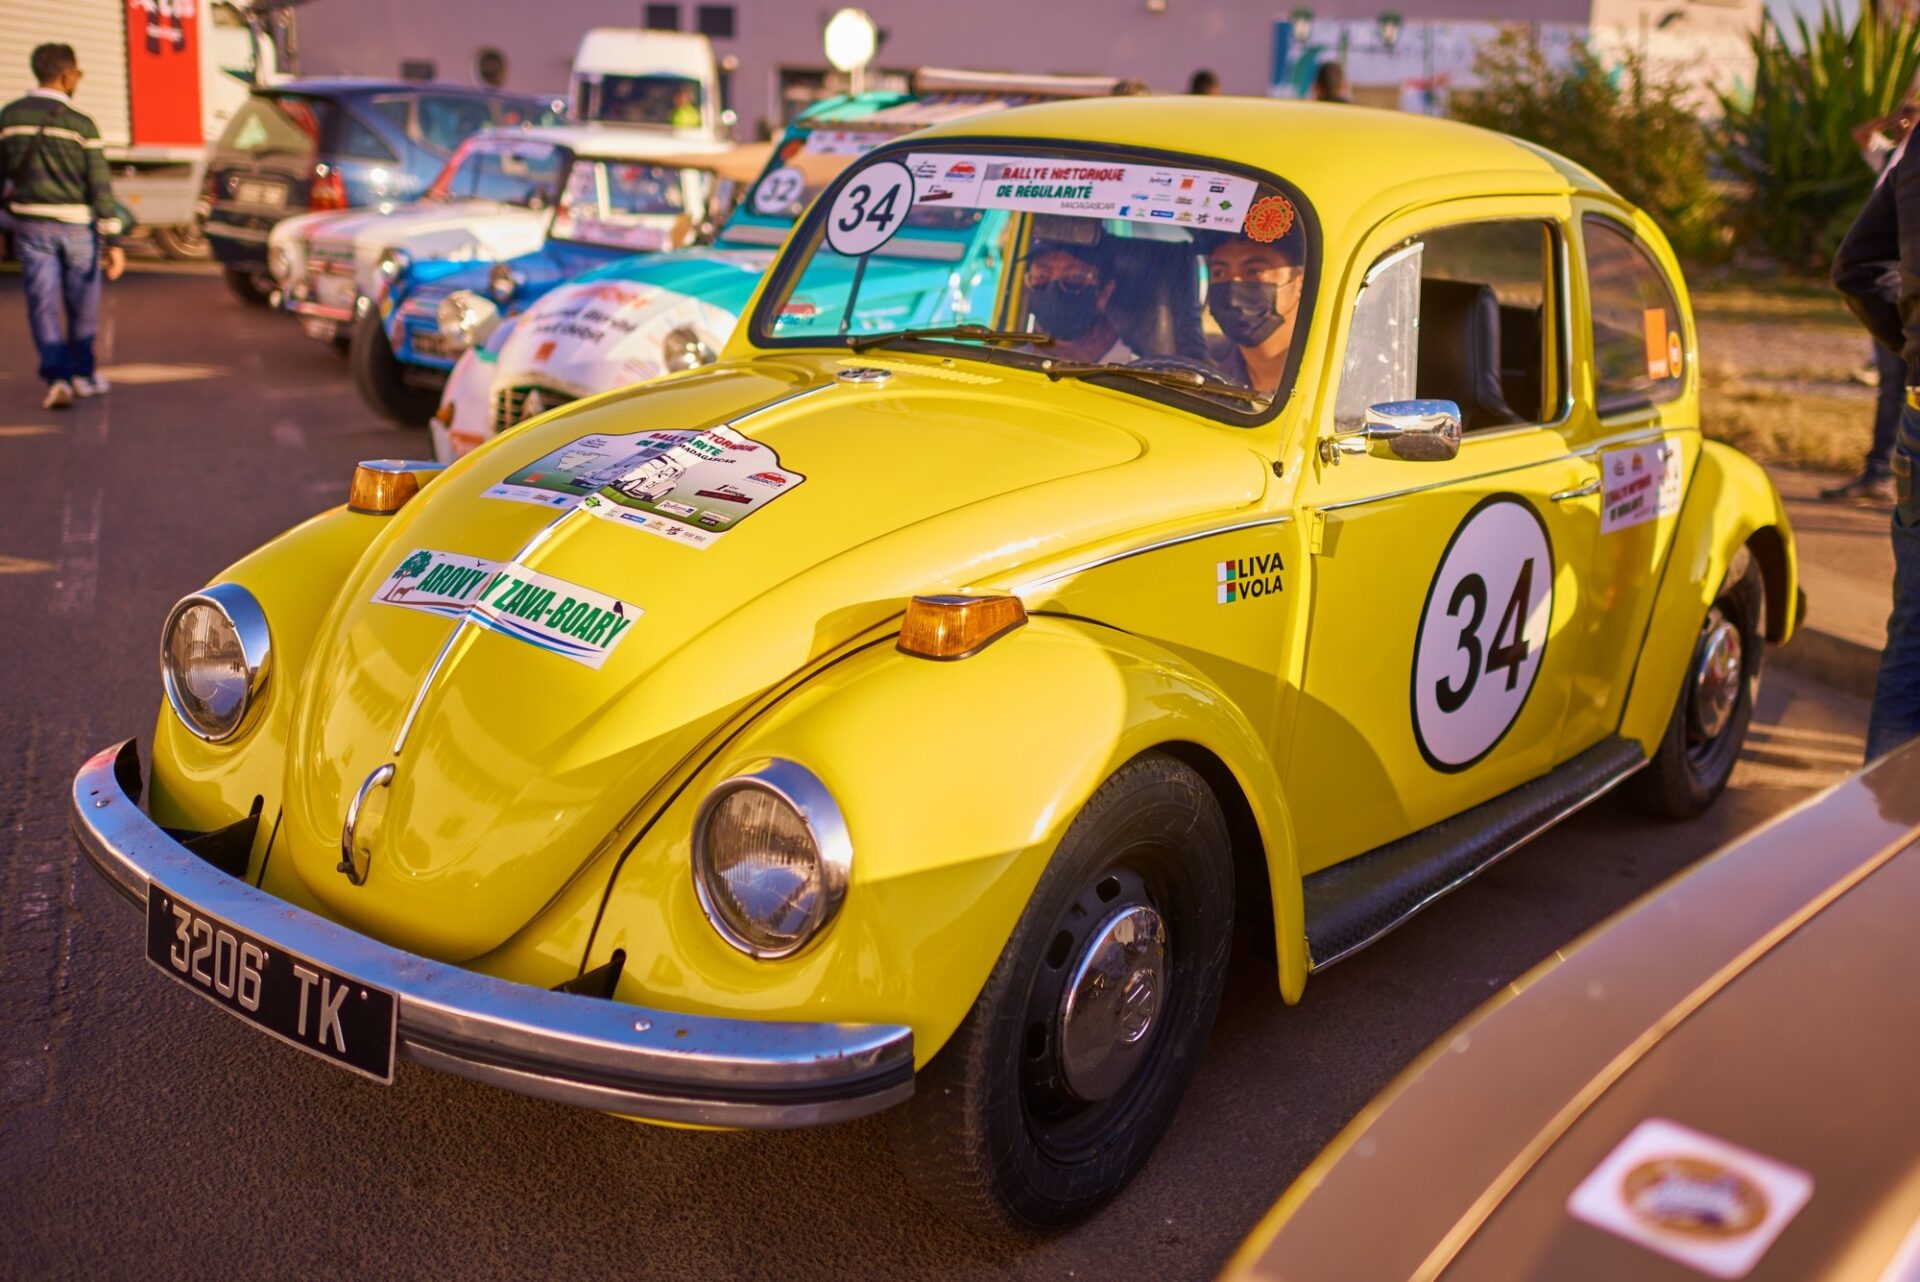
[430,71,1135,461]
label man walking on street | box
[1834,115,1920,759]
[3,43,125,410]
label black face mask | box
[1209,281,1285,348]
[1027,280,1102,342]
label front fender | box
[1618,439,1799,753]
[571,614,1304,1067]
[147,504,404,889]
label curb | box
[1773,626,1880,701]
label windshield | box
[754,146,1313,418]
[429,139,565,206]
[550,159,698,250]
[741,128,897,223]
[578,74,704,128]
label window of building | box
[696,4,736,38]
[643,3,680,30]
[1583,214,1686,415]
[398,58,436,82]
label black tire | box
[349,310,439,426]
[150,222,210,260]
[1634,545,1765,820]
[888,752,1234,1232]
[223,265,272,306]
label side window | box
[416,95,496,155]
[1336,219,1563,436]
[367,95,412,135]
[338,111,398,162]
[1583,215,1685,415]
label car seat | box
[1416,278,1524,431]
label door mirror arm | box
[1320,399,1463,465]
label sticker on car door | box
[1411,494,1554,772]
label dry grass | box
[1699,368,1874,471]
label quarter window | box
[1583,215,1685,414]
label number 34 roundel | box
[1411,495,1554,772]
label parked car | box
[355,129,738,424]
[72,97,1800,1235]
[432,69,1140,461]
[203,80,562,306]
[1224,738,1920,1282]
[269,129,574,347]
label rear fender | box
[1618,440,1798,753]
[581,614,1307,1066]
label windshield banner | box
[904,153,1259,233]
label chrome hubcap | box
[1057,904,1167,1102]
[1690,609,1743,740]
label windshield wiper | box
[1042,361,1273,407]
[847,324,1052,354]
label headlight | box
[661,325,715,372]
[377,247,411,280]
[488,262,522,303]
[436,290,500,350]
[692,760,851,959]
[268,244,293,284]
[160,584,271,742]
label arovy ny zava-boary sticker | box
[374,548,641,669]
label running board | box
[1303,736,1647,971]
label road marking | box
[0,556,54,575]
[0,425,60,438]
[50,489,101,616]
[94,362,226,384]
[1746,722,1864,749]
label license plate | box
[314,275,356,310]
[301,316,339,342]
[409,330,450,360]
[234,178,286,208]
[144,888,397,1083]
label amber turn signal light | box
[349,459,445,515]
[897,594,1027,660]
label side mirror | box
[1321,399,1462,465]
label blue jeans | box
[1868,408,1920,759]
[1868,341,1905,477]
[16,220,100,384]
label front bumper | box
[70,740,915,1128]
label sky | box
[1767,0,1857,20]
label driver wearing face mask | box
[1022,241,1136,365]
[1205,234,1306,393]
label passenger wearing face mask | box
[1205,233,1307,393]
[1021,241,1136,365]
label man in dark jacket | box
[2,42,125,410]
[1834,129,1920,758]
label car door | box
[1282,202,1605,873]
[1554,206,1698,754]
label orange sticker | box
[1643,309,1670,379]
[1667,330,1684,379]
[1244,195,1295,243]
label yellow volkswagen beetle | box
[71,97,1798,1233]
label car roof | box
[264,78,539,100]
[901,96,1614,235]
[502,122,736,161]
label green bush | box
[1450,28,1723,259]
[1716,2,1920,270]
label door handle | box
[1551,478,1602,502]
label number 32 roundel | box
[1412,495,1554,772]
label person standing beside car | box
[2,42,125,410]
[1833,117,1920,759]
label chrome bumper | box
[70,740,915,1128]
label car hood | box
[488,248,773,394]
[280,356,1269,960]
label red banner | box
[126,0,204,148]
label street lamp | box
[1376,9,1403,53]
[824,8,878,96]
[1289,7,1314,46]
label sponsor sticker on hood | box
[1566,1118,1813,1279]
[373,548,641,668]
[484,425,805,549]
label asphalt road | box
[0,263,1876,1280]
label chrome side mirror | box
[1321,399,1463,464]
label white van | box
[570,29,723,139]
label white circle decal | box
[825,160,914,257]
[752,165,806,216]
[1411,495,1554,772]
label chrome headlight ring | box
[377,246,412,281]
[487,262,523,304]
[436,290,501,351]
[160,583,271,743]
[691,759,852,960]
[661,325,716,373]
